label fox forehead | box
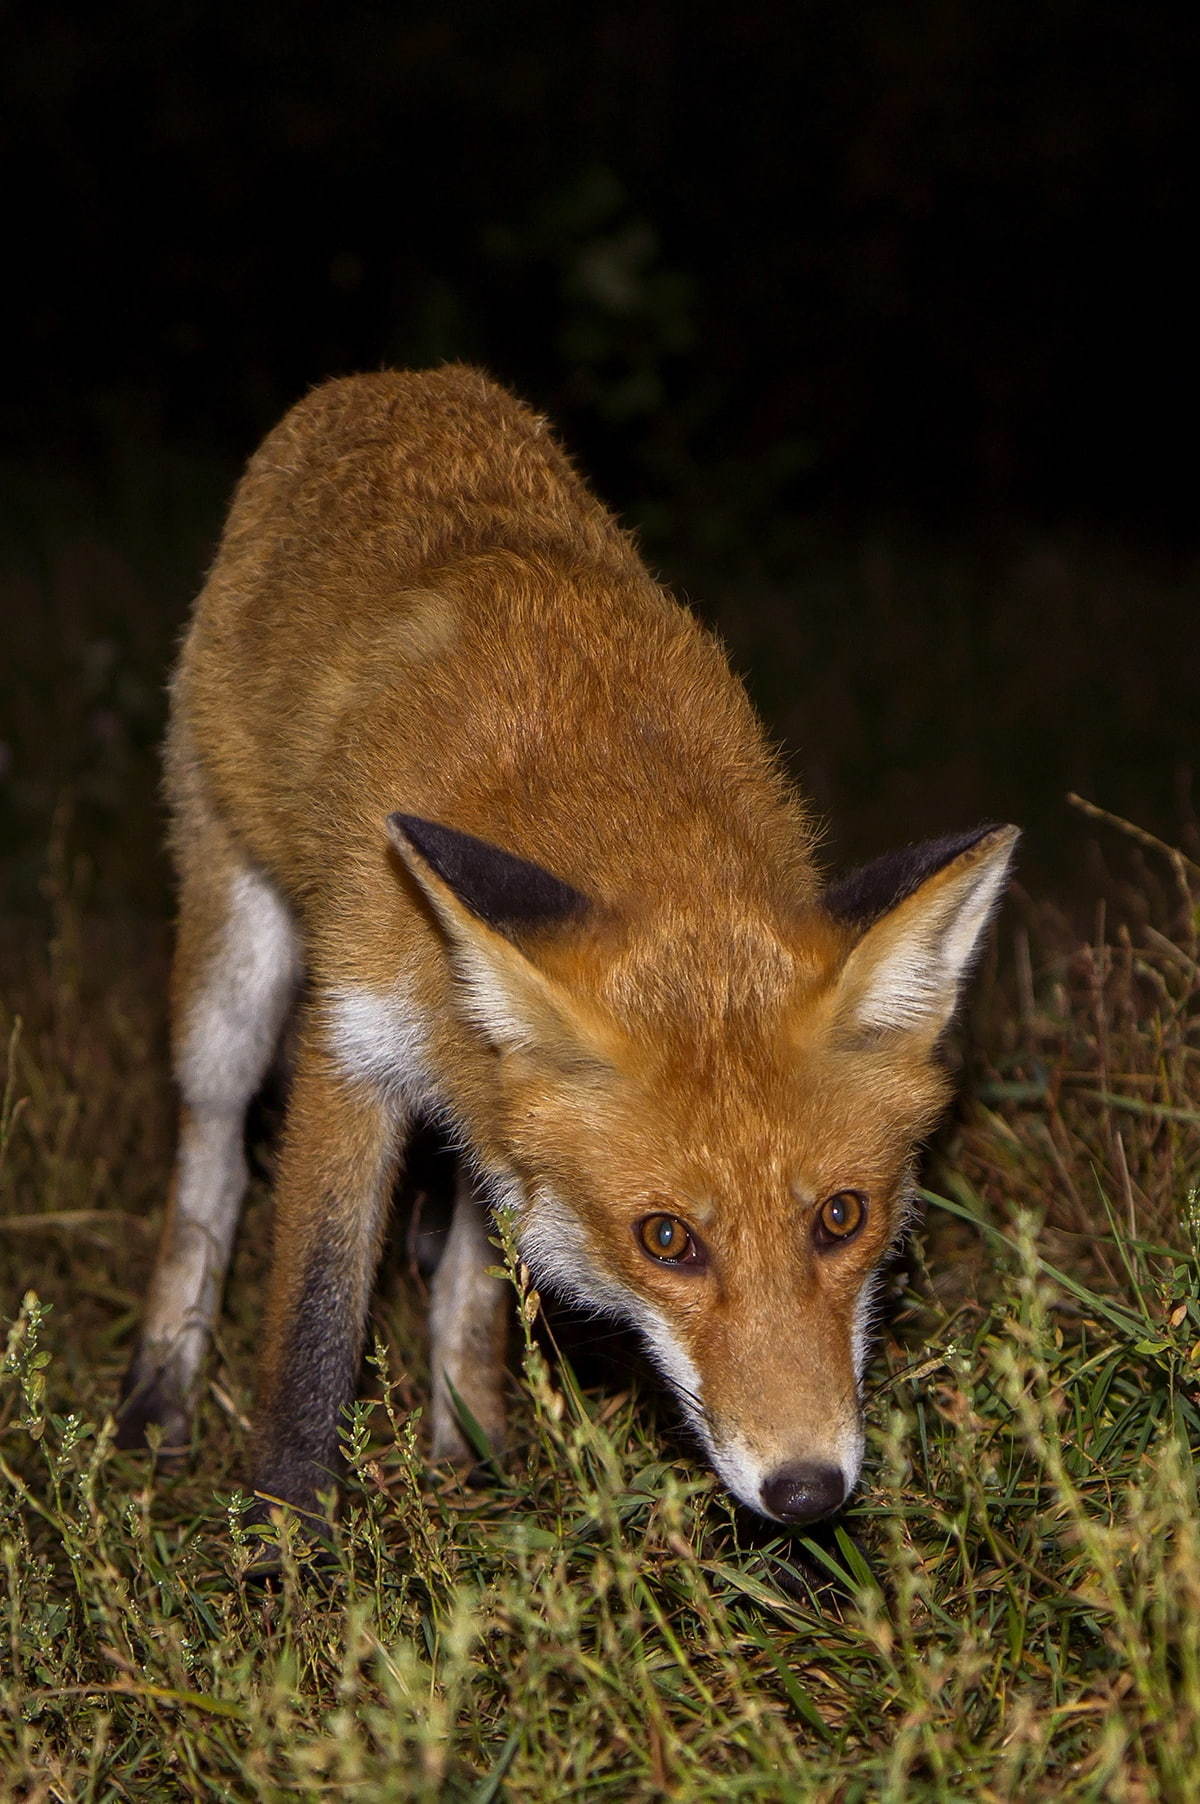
[501,1027,945,1228]
[541,911,945,1171]
[580,902,846,1034]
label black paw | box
[114,1353,191,1463]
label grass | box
[3,827,1199,1803]
[1,473,1199,1799]
[3,873,1200,1803]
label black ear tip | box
[385,812,590,935]
[825,820,1021,927]
[971,822,1022,864]
[386,812,455,871]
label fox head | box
[388,812,1018,1523]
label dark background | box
[2,1,1196,902]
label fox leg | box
[253,1021,405,1516]
[428,1173,510,1462]
[117,810,300,1455]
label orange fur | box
[116,366,1017,1525]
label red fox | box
[115,366,1017,1527]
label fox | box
[114,364,1017,1528]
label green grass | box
[2,478,1199,1798]
[3,824,1199,1801]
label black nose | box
[760,1461,846,1524]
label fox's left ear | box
[826,824,1019,1041]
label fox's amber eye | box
[636,1213,705,1268]
[814,1190,868,1249]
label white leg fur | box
[135,1111,250,1422]
[177,864,302,1118]
[428,1172,510,1462]
[124,861,301,1443]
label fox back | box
[116,365,1017,1527]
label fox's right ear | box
[388,814,588,937]
[827,824,1019,1042]
[386,814,612,1073]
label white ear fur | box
[387,818,608,1068]
[440,921,587,1060]
[835,826,1018,1039]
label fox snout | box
[708,1437,859,1525]
[708,1382,865,1525]
[707,1383,866,1523]
[645,1302,869,1525]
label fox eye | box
[813,1190,868,1249]
[636,1213,706,1269]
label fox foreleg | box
[253,1024,404,1518]
[428,1171,510,1463]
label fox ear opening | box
[386,814,607,1069]
[829,824,1019,1041]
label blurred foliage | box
[4,1,1194,534]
